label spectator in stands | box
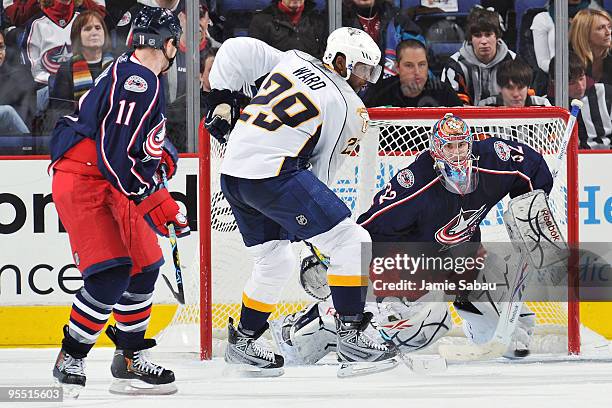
[441,7,515,106]
[166,46,219,152]
[165,0,218,104]
[1,3,6,29]
[248,0,326,58]
[0,29,36,132]
[49,10,112,112]
[342,0,420,78]
[3,0,105,28]
[549,53,612,149]
[0,31,32,134]
[479,58,551,107]
[113,0,180,53]
[200,45,216,93]
[102,0,135,30]
[363,38,462,107]
[570,8,612,85]
[530,0,598,75]
[26,0,83,87]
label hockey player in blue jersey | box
[357,113,554,356]
[288,113,554,363]
[49,6,188,396]
[205,27,397,377]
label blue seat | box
[603,0,612,13]
[514,0,548,50]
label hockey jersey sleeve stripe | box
[359,177,441,227]
[242,293,276,313]
[477,168,534,191]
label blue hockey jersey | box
[357,138,554,247]
[50,52,174,200]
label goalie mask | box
[430,113,478,195]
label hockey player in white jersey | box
[205,27,397,377]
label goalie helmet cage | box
[192,106,580,360]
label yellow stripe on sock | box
[241,293,276,313]
[327,275,369,287]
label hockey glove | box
[158,149,177,180]
[204,89,241,143]
[136,189,190,237]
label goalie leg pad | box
[270,302,337,366]
[370,298,452,353]
[454,299,500,345]
[290,302,337,364]
[504,190,568,270]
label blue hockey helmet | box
[130,6,182,50]
[430,113,478,195]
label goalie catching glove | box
[136,189,190,237]
[204,89,244,143]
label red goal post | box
[194,106,580,360]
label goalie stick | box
[160,166,185,305]
[439,99,584,361]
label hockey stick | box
[439,100,583,361]
[160,167,185,305]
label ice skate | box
[335,312,398,378]
[53,347,86,399]
[224,318,284,377]
[106,325,177,395]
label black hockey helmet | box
[131,5,182,50]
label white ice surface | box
[2,348,612,408]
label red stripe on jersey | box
[70,309,106,332]
[113,308,152,323]
[359,176,442,227]
[476,167,534,191]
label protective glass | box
[352,62,382,83]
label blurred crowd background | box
[0,0,610,154]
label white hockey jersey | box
[210,37,369,186]
[26,13,78,84]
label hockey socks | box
[329,285,367,317]
[238,304,271,334]
[65,266,130,355]
[112,269,158,349]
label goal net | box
[159,106,601,359]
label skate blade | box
[109,379,177,395]
[222,363,284,378]
[337,358,399,378]
[54,379,83,399]
[400,354,447,374]
[438,341,507,361]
